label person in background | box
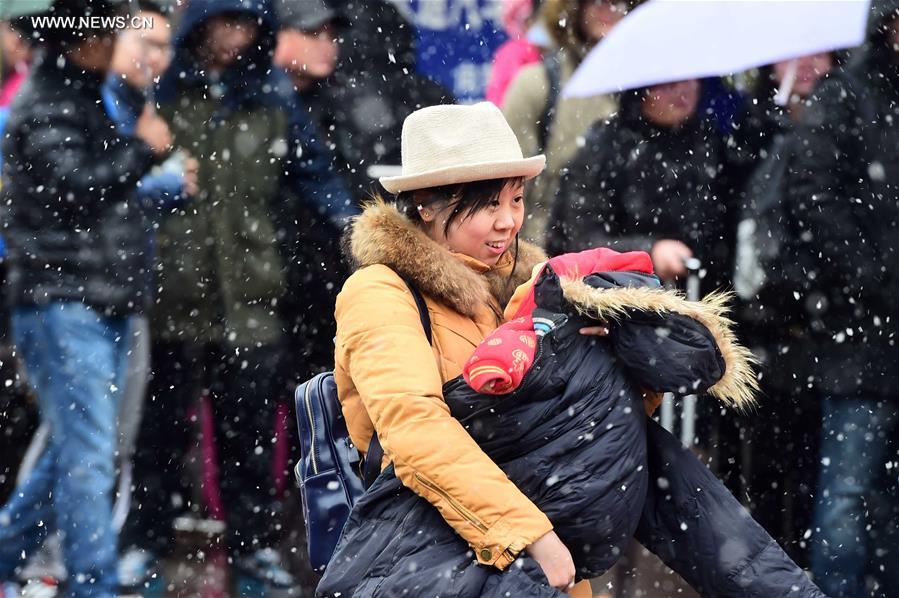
[503,0,635,246]
[548,77,744,586]
[729,52,834,564]
[485,0,544,106]
[102,2,201,591]
[274,0,453,201]
[270,0,360,398]
[138,0,355,593]
[6,4,195,591]
[271,0,358,225]
[786,1,899,594]
[0,20,32,174]
[0,0,170,595]
[104,0,198,216]
[549,79,734,293]
[0,19,34,508]
[0,21,30,107]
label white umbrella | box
[563,0,871,98]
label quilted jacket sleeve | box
[18,98,154,221]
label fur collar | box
[346,200,547,318]
[561,280,759,409]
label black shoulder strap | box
[362,275,432,488]
[538,51,563,155]
[401,276,432,345]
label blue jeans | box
[0,303,132,597]
[811,396,899,597]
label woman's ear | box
[413,192,437,223]
[417,205,437,223]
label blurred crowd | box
[0,0,896,597]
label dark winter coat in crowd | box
[154,0,351,354]
[724,87,825,558]
[271,76,355,375]
[1,53,155,314]
[731,98,809,366]
[785,0,899,398]
[297,0,454,200]
[547,89,736,293]
[319,234,824,597]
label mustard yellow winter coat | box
[334,201,552,570]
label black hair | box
[187,10,268,63]
[393,176,526,237]
[21,0,123,53]
[135,0,167,17]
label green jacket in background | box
[154,91,289,348]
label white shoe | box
[19,578,58,598]
[117,547,159,591]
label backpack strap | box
[402,276,432,345]
[362,276,432,489]
[537,51,563,155]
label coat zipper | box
[414,473,489,534]
[304,382,318,475]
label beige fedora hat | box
[379,102,546,194]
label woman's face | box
[773,53,832,99]
[580,0,627,44]
[0,22,31,68]
[274,24,339,81]
[421,182,525,266]
[200,14,260,71]
[641,79,701,128]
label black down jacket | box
[547,91,735,293]
[1,54,156,314]
[299,0,454,201]
[318,268,823,597]
[783,0,899,397]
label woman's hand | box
[525,530,576,593]
[651,239,693,281]
[135,105,173,157]
[182,155,200,197]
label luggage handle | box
[660,258,702,447]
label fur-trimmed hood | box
[560,279,758,409]
[345,199,547,318]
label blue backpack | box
[294,276,431,572]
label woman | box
[548,79,734,293]
[321,102,825,597]
[330,101,578,592]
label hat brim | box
[379,155,546,194]
[287,10,349,33]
